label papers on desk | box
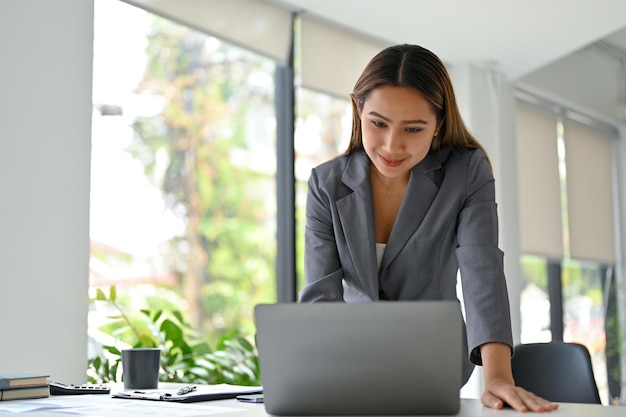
[0,391,249,416]
[111,383,262,403]
[0,400,60,413]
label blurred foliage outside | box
[88,286,260,386]
[89,2,352,383]
[91,6,277,351]
[520,255,607,348]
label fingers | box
[515,390,557,412]
[480,391,506,410]
[482,386,559,413]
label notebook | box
[254,301,463,416]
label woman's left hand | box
[479,343,559,412]
[481,379,559,412]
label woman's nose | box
[383,130,403,153]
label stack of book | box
[0,373,50,401]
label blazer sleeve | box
[455,150,513,365]
[299,167,345,302]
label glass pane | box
[294,88,351,294]
[90,0,277,347]
[562,260,609,404]
[519,255,551,342]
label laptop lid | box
[254,301,463,416]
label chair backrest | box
[511,342,601,404]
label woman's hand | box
[481,379,559,412]
[480,342,559,412]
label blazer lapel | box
[336,151,379,299]
[381,150,444,273]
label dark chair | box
[511,342,602,404]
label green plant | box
[87,286,261,386]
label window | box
[90,0,277,343]
[516,96,620,404]
[294,89,351,292]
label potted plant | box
[87,286,260,386]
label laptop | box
[254,301,463,415]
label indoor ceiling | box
[271,0,626,80]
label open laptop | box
[254,301,463,415]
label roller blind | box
[122,0,293,64]
[516,105,563,258]
[300,15,388,98]
[563,121,616,264]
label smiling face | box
[359,85,439,181]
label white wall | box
[0,0,93,382]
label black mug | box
[121,348,161,389]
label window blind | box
[122,0,293,64]
[300,15,388,98]
[517,103,617,264]
[563,121,616,264]
[516,104,564,258]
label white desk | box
[169,398,626,417]
[1,396,623,417]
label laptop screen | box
[254,301,463,415]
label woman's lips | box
[379,154,404,167]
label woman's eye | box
[370,120,386,128]
[406,127,423,133]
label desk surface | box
[1,392,623,417]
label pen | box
[177,385,197,395]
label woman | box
[300,44,558,413]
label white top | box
[375,243,386,271]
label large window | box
[516,97,620,404]
[90,0,277,344]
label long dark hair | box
[345,44,489,164]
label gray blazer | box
[300,147,513,385]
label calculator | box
[49,381,111,395]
